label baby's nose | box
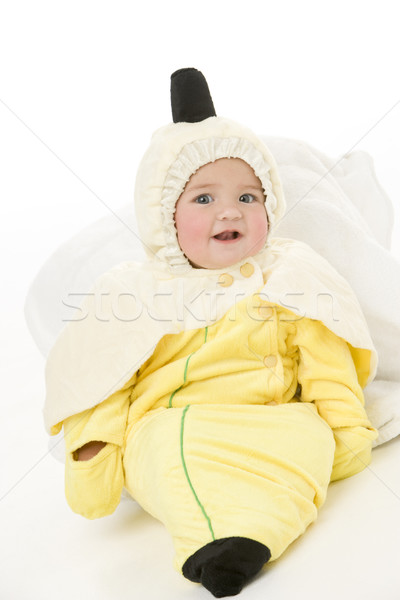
[216,203,242,220]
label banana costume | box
[45,69,377,595]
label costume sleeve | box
[62,374,136,519]
[293,317,377,482]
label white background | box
[1,1,399,599]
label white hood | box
[134,116,285,272]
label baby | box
[45,69,377,598]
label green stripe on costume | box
[180,405,215,541]
[168,327,209,408]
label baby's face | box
[174,158,268,269]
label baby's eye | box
[195,194,213,204]
[239,193,256,203]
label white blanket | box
[25,137,400,446]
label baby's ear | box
[171,68,216,123]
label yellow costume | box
[63,293,376,569]
[45,69,378,596]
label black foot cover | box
[182,537,271,598]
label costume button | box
[263,354,277,368]
[240,262,254,278]
[258,306,273,320]
[218,273,234,287]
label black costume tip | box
[171,68,217,124]
[182,536,271,597]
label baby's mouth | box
[213,231,241,241]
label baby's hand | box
[66,441,123,518]
[74,441,106,461]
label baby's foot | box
[182,536,271,598]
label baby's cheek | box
[178,221,201,245]
[253,216,269,244]
[176,217,205,259]
[182,214,209,242]
[187,220,205,236]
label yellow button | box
[263,354,277,368]
[240,263,254,278]
[218,273,234,287]
[258,306,274,320]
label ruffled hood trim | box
[134,116,286,273]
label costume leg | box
[123,403,335,587]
